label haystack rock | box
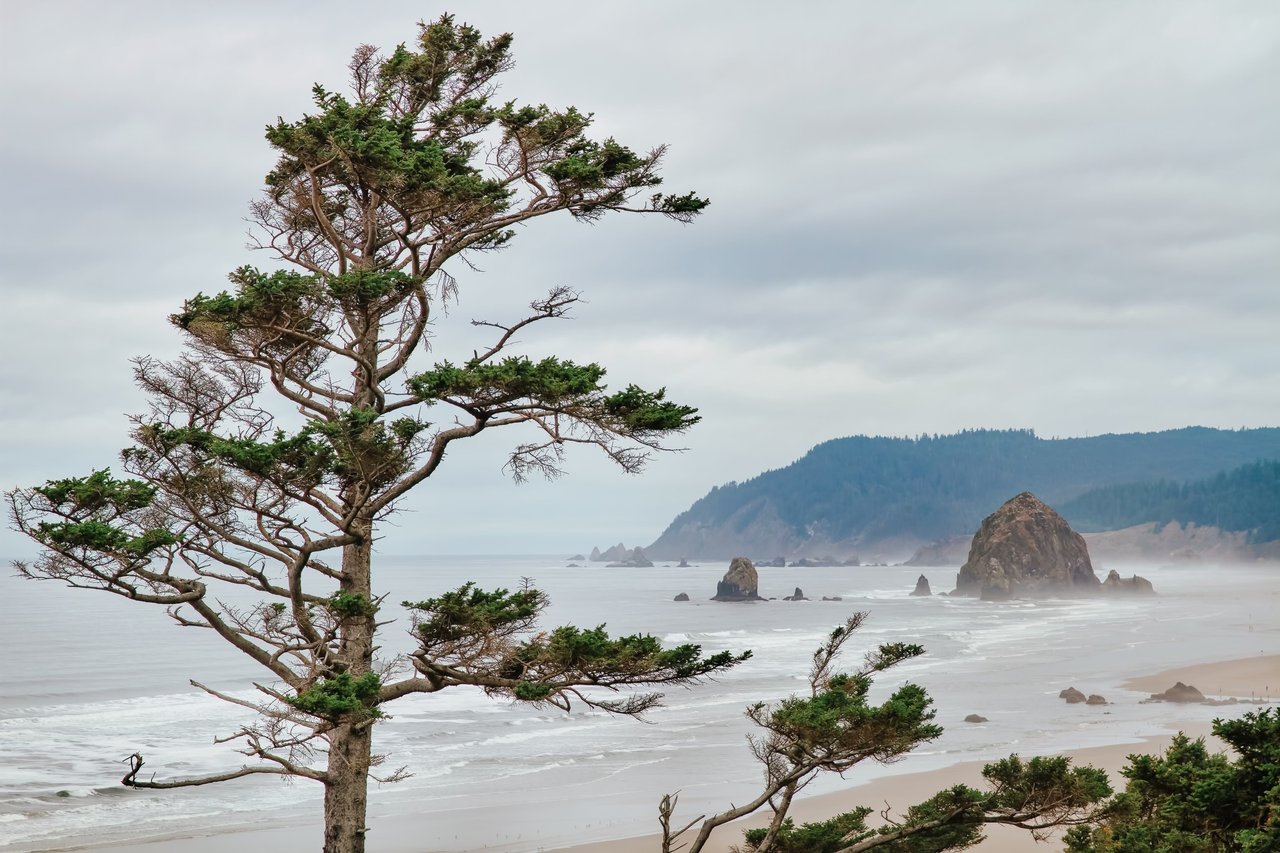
[1059,686,1087,704]
[954,493,1101,600]
[910,575,932,596]
[712,557,761,601]
[1101,570,1156,595]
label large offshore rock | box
[954,493,1101,599]
[712,557,761,601]
[910,574,932,596]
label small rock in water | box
[964,714,989,723]
[783,586,808,601]
[673,592,690,602]
[1059,686,1087,704]
[910,574,932,596]
[1086,694,1107,705]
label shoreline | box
[62,653,1276,853]
[552,725,1220,853]
[1121,654,1279,700]
[554,653,1279,853]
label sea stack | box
[954,492,1101,600]
[712,557,761,601]
[1101,569,1156,595]
[910,574,932,596]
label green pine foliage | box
[1065,709,1280,853]
[289,673,384,722]
[1060,460,1280,542]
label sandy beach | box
[74,653,1275,853]
[556,654,1278,853]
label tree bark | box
[323,722,373,853]
[324,524,375,853]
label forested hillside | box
[648,427,1280,559]
[1060,460,1280,542]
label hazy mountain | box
[647,427,1280,560]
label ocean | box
[1,556,1275,851]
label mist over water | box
[1,557,1275,851]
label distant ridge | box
[646,427,1280,560]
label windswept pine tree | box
[6,17,746,853]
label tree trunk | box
[323,723,373,853]
[325,523,375,853]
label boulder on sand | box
[910,574,932,596]
[954,492,1101,599]
[712,557,761,601]
[1059,686,1087,704]
[1149,681,1206,703]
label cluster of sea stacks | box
[670,557,841,602]
[687,493,1154,604]
[588,543,654,568]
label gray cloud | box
[2,1,1276,556]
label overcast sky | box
[1,1,1276,557]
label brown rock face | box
[910,575,932,596]
[1150,681,1206,703]
[712,557,761,601]
[954,493,1101,599]
[1101,569,1156,595]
